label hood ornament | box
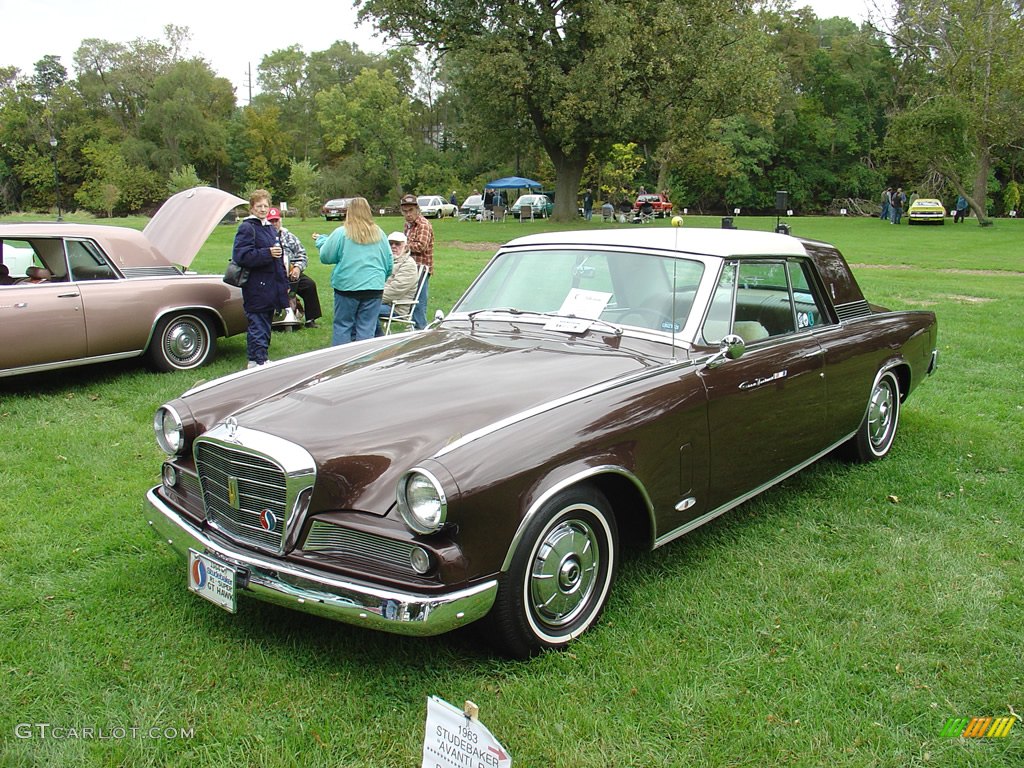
[225,416,239,442]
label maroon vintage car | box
[0,187,248,377]
[632,193,674,218]
[144,228,937,657]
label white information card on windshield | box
[544,289,612,333]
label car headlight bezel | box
[397,468,448,534]
[154,405,186,456]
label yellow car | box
[908,198,946,225]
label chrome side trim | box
[434,363,694,459]
[500,465,654,572]
[653,431,857,549]
[0,350,143,378]
[144,487,497,636]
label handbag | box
[223,259,249,287]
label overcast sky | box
[3,0,875,99]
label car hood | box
[219,328,659,512]
[144,187,247,268]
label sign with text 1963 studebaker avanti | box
[144,228,937,658]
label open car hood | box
[143,187,247,268]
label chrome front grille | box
[196,441,288,552]
[305,521,415,568]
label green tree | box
[316,68,413,200]
[885,0,1024,225]
[357,0,774,221]
[286,159,321,220]
[140,59,234,181]
[74,139,162,216]
[167,164,207,194]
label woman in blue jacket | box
[314,197,392,345]
[232,189,289,367]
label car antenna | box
[671,222,682,362]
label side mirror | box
[705,333,745,369]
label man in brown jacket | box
[400,193,434,329]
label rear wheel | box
[845,370,901,462]
[148,312,216,372]
[486,486,618,658]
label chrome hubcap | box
[530,519,599,628]
[868,380,894,448]
[166,321,203,364]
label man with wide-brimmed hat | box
[399,193,434,329]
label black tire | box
[148,312,216,372]
[845,369,901,462]
[486,485,618,658]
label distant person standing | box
[582,188,594,221]
[400,193,435,329]
[450,190,458,206]
[954,195,969,223]
[880,187,892,221]
[232,189,289,368]
[890,187,906,224]
[314,197,392,345]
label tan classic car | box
[144,228,938,658]
[0,188,247,378]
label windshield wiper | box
[466,307,623,336]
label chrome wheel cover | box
[529,516,600,629]
[163,317,208,368]
[867,377,896,451]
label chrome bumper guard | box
[144,487,497,636]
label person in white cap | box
[376,231,420,335]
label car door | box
[0,238,87,371]
[697,260,828,510]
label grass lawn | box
[1,211,1021,766]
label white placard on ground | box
[422,696,511,768]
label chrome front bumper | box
[144,487,497,636]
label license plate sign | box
[188,549,237,613]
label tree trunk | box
[549,148,588,222]
[971,150,994,226]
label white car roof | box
[501,228,809,258]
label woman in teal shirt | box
[314,197,393,345]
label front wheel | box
[845,369,901,462]
[148,312,216,372]
[486,485,618,658]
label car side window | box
[67,240,117,281]
[787,260,831,330]
[703,260,820,344]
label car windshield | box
[454,248,705,334]
[417,197,435,206]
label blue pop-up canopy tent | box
[485,176,542,189]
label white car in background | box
[417,195,458,219]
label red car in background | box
[632,193,674,218]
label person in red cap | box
[268,207,322,328]
[399,193,434,329]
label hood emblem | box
[259,509,278,532]
[225,417,239,441]
[227,476,240,510]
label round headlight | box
[397,470,447,534]
[154,405,185,456]
[410,546,432,575]
[161,463,179,488]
